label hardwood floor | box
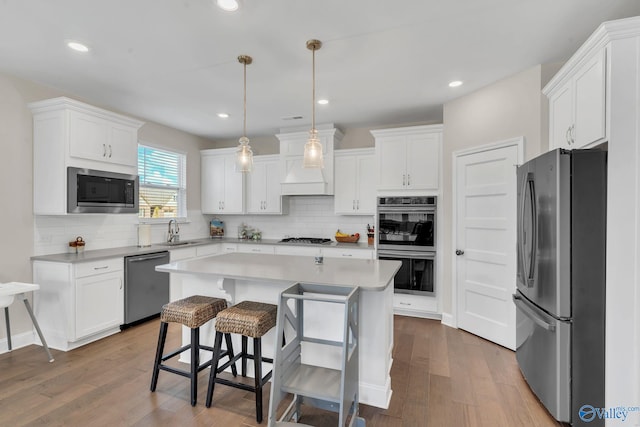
[0,316,563,426]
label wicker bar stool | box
[150,295,235,406]
[205,300,278,423]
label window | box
[138,144,186,219]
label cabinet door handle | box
[353,200,356,210]
[120,278,123,290]
[103,144,107,157]
[93,266,109,270]
[399,302,411,306]
[263,201,267,210]
[357,200,360,210]
[566,126,572,145]
[402,174,406,186]
[571,124,576,145]
[109,144,112,158]
[407,174,411,186]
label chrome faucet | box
[167,219,180,243]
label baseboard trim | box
[0,330,35,354]
[441,312,456,328]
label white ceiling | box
[1,0,640,141]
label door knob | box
[455,249,464,256]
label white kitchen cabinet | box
[32,257,124,351]
[334,149,376,215]
[322,246,374,260]
[68,109,139,166]
[546,48,607,149]
[201,148,245,214]
[28,97,144,215]
[247,155,283,214]
[371,124,442,193]
[393,293,438,318]
[236,244,275,254]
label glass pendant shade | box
[235,54,253,173]
[235,136,253,172]
[303,39,323,169]
[302,128,323,168]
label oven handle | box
[378,206,436,213]
[378,250,435,260]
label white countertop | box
[157,252,401,291]
[30,237,373,264]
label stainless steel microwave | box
[67,167,139,213]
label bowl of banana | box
[335,230,360,243]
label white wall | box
[440,64,560,317]
[604,35,640,424]
[206,196,373,241]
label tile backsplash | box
[33,196,374,255]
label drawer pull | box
[93,266,109,270]
[399,302,411,306]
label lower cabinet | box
[33,258,124,351]
[393,293,439,318]
[236,244,276,254]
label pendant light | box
[303,39,323,169]
[235,55,253,173]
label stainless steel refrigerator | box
[514,148,606,426]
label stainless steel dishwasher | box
[123,251,170,326]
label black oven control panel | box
[377,196,436,207]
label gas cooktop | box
[279,237,332,245]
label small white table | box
[0,282,54,362]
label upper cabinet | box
[247,155,283,214]
[371,124,442,194]
[334,149,376,215]
[29,97,144,215]
[546,49,607,150]
[68,109,140,166]
[201,148,245,214]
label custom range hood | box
[278,125,343,196]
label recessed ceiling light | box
[217,113,229,118]
[216,0,239,12]
[317,99,329,105]
[448,80,463,88]
[67,41,90,53]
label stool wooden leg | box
[4,307,11,351]
[150,322,168,392]
[190,327,199,406]
[224,333,238,377]
[206,331,224,408]
[254,337,263,423]
[241,335,248,377]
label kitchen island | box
[156,252,401,409]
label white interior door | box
[455,142,519,350]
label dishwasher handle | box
[513,294,556,332]
[127,253,169,263]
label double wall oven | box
[377,196,436,295]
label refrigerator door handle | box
[517,175,527,283]
[525,172,537,287]
[513,294,556,332]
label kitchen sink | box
[159,240,200,247]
